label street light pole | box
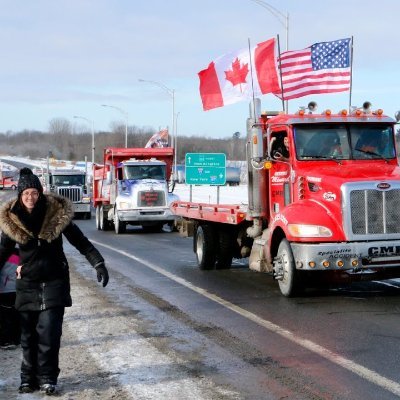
[249,0,289,111]
[249,0,288,50]
[73,115,95,164]
[101,104,129,148]
[138,78,176,160]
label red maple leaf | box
[225,58,249,91]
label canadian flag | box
[198,38,279,111]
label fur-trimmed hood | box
[0,193,74,244]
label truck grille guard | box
[342,181,400,240]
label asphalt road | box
[71,217,400,400]
[1,187,399,399]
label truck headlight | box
[82,196,91,203]
[288,224,332,238]
[118,202,131,209]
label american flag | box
[277,38,351,100]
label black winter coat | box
[0,194,104,311]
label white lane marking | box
[93,240,400,397]
[373,280,400,289]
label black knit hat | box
[17,168,43,196]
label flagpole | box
[276,34,285,112]
[348,36,354,112]
[247,38,257,121]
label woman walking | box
[0,168,109,395]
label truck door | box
[269,131,291,216]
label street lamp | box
[138,79,176,178]
[101,104,129,148]
[249,0,289,111]
[249,0,289,51]
[73,115,95,164]
[174,112,181,175]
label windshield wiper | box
[355,148,381,158]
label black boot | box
[18,382,39,393]
[40,383,57,395]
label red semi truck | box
[1,176,18,190]
[93,147,178,233]
[171,99,400,296]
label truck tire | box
[275,239,302,297]
[114,211,126,234]
[195,224,216,270]
[99,205,110,231]
[95,206,101,230]
[216,227,233,269]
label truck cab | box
[93,147,178,234]
[45,169,91,219]
[253,104,400,296]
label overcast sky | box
[1,0,399,139]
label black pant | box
[19,307,64,385]
[0,292,20,345]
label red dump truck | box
[93,147,178,233]
[171,99,400,296]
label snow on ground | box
[1,155,250,206]
[173,184,248,205]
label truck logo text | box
[368,246,400,257]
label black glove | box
[95,263,109,287]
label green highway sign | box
[185,153,226,185]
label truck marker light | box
[322,260,330,268]
[375,108,384,116]
[339,109,348,116]
[355,109,362,116]
[323,109,332,116]
[337,260,344,268]
[263,161,272,170]
[298,109,305,116]
[351,259,359,267]
[308,261,316,268]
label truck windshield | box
[125,165,166,180]
[294,124,395,160]
[52,175,85,185]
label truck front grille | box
[138,191,165,207]
[350,188,400,235]
[58,187,82,203]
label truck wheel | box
[99,205,110,231]
[275,239,302,297]
[216,227,233,269]
[114,211,126,234]
[195,224,216,270]
[95,206,101,230]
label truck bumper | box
[117,208,176,223]
[291,240,400,272]
[73,203,91,213]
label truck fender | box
[271,200,345,241]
